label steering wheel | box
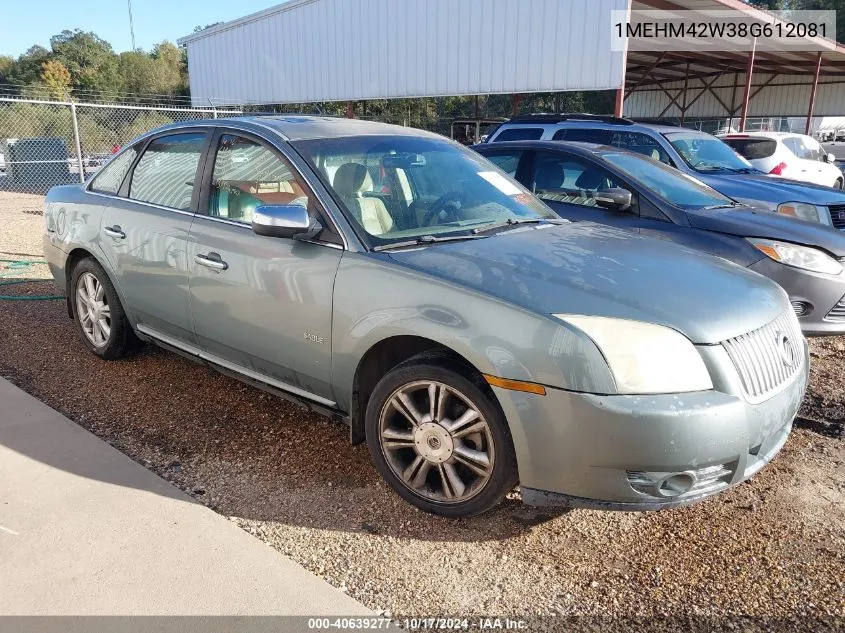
[422,191,466,227]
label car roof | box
[474,139,620,156]
[495,114,690,135]
[137,115,442,143]
[722,131,799,139]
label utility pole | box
[127,0,136,50]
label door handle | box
[103,225,125,239]
[194,252,228,271]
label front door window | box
[209,134,312,223]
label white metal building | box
[179,0,845,131]
[178,0,628,106]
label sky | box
[1,0,279,57]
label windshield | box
[293,135,555,246]
[664,131,756,173]
[602,151,736,210]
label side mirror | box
[252,203,322,240]
[595,187,633,211]
[826,153,837,163]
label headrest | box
[333,162,372,197]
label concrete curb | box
[0,377,371,616]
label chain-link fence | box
[0,97,242,194]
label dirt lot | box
[1,191,843,629]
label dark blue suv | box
[486,114,845,229]
[474,139,845,337]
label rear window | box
[722,138,777,160]
[552,128,612,143]
[494,127,544,141]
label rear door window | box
[494,128,544,141]
[552,128,612,143]
[609,131,672,165]
[722,138,777,160]
[129,132,207,210]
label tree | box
[117,51,157,98]
[40,59,72,99]
[50,29,118,94]
[749,0,845,43]
[0,55,14,83]
[6,45,51,86]
[151,41,188,95]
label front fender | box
[331,253,615,410]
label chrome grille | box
[722,311,804,403]
[830,204,845,230]
[826,295,845,322]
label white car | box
[721,132,843,189]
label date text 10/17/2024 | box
[307,617,529,630]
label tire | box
[835,178,843,190]
[69,258,137,360]
[365,359,518,517]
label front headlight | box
[554,315,713,394]
[777,202,822,223]
[747,238,843,275]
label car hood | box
[387,222,785,344]
[686,207,845,257]
[695,172,845,207]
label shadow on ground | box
[0,279,572,542]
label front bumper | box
[749,257,845,336]
[494,341,808,510]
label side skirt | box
[135,326,349,425]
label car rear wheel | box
[70,258,137,360]
[365,360,517,517]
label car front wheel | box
[365,360,517,517]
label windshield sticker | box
[478,171,523,196]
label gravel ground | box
[0,192,843,630]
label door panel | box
[188,131,342,402]
[187,219,341,401]
[99,199,196,342]
[97,131,207,343]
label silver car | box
[43,117,808,517]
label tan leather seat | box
[333,163,394,235]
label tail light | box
[770,162,788,175]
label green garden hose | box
[0,259,64,301]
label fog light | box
[790,300,812,317]
[656,472,696,497]
[627,464,732,499]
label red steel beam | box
[806,52,824,135]
[739,40,756,132]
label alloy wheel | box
[75,271,111,347]
[378,380,495,503]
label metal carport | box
[624,0,845,132]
